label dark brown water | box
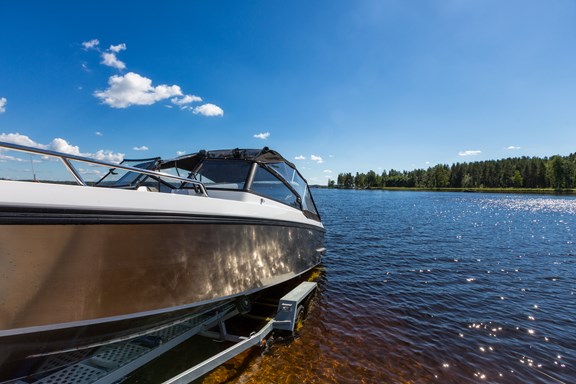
[200,190,575,383]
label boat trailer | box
[10,281,317,384]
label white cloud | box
[507,146,521,150]
[254,132,270,140]
[176,150,186,156]
[49,137,82,156]
[323,169,333,173]
[192,103,224,117]
[0,133,124,163]
[92,150,124,163]
[85,40,221,116]
[0,97,6,113]
[133,145,149,151]
[171,94,203,107]
[294,155,306,160]
[82,39,100,50]
[458,150,482,157]
[78,168,102,176]
[100,43,127,70]
[0,132,38,147]
[0,153,25,162]
[95,131,103,136]
[101,52,126,70]
[311,154,324,163]
[109,43,126,53]
[94,72,183,108]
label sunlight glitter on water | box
[194,191,576,383]
[480,196,576,214]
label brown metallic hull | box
[0,217,324,378]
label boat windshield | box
[266,162,306,197]
[96,159,159,188]
[191,159,251,190]
[158,148,321,221]
[251,165,300,208]
[253,162,320,220]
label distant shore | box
[315,186,576,195]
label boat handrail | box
[0,141,208,196]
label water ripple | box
[223,191,576,383]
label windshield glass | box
[267,162,307,198]
[265,162,320,217]
[251,165,299,207]
[96,159,158,187]
[193,159,251,190]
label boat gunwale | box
[0,204,326,231]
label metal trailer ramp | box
[164,281,317,384]
[13,281,317,384]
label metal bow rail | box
[0,141,207,196]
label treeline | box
[331,154,576,190]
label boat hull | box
[0,213,324,378]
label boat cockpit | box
[0,141,321,221]
[157,147,321,221]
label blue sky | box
[1,0,575,184]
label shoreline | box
[316,186,576,195]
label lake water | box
[206,189,576,383]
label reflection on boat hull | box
[0,217,324,380]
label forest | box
[330,153,576,191]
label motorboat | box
[0,141,325,381]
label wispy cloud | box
[176,150,186,156]
[253,132,270,140]
[311,154,324,163]
[101,52,126,70]
[0,97,6,113]
[133,145,149,151]
[323,169,333,173]
[294,155,306,160]
[82,39,100,50]
[100,43,127,70]
[109,43,126,53]
[78,168,103,176]
[507,146,521,150]
[0,152,25,162]
[0,133,124,163]
[192,103,224,117]
[94,72,183,108]
[171,94,203,108]
[458,150,482,157]
[95,131,103,136]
